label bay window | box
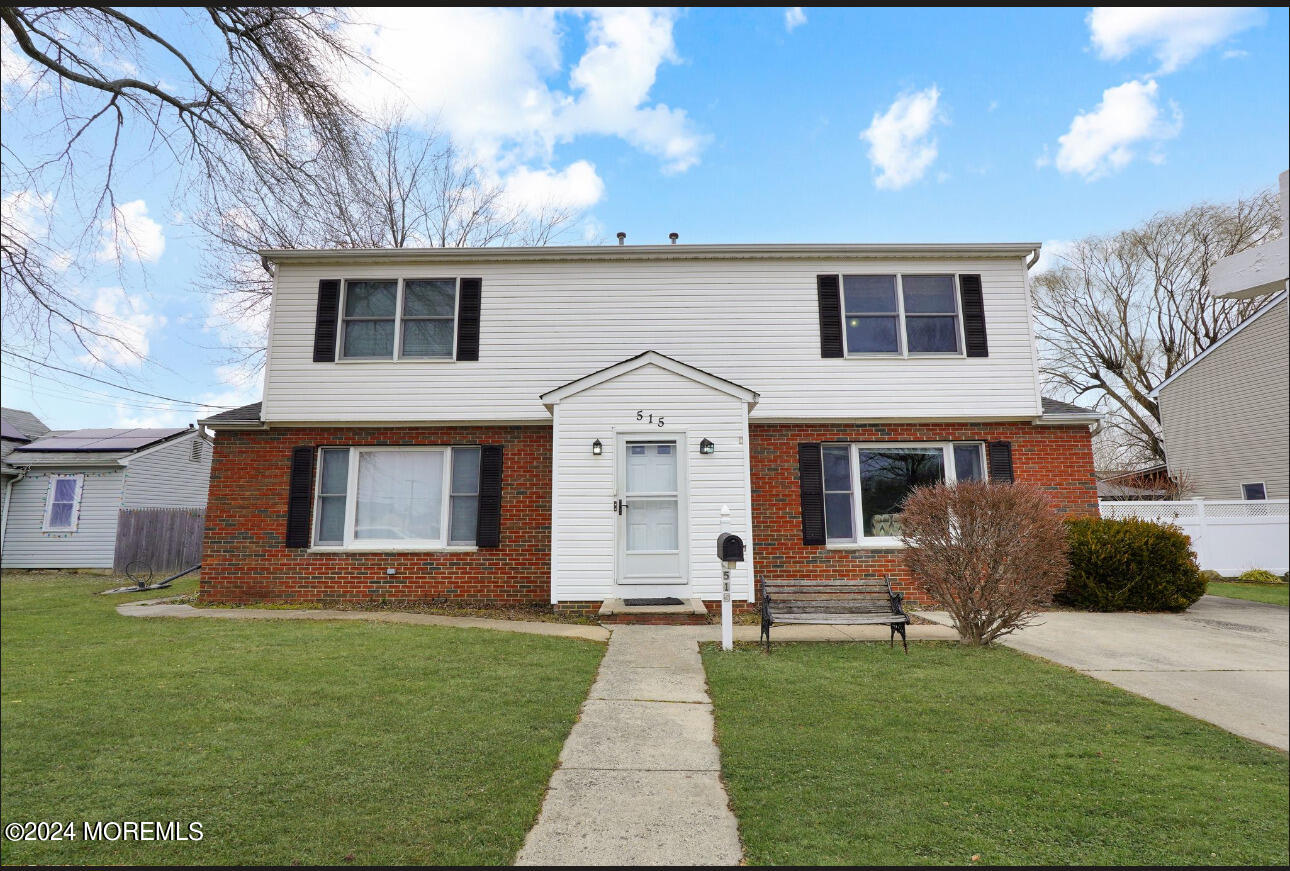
[340,278,458,360]
[841,274,963,356]
[312,446,481,548]
[822,442,985,545]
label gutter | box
[1,467,27,557]
[258,241,1045,265]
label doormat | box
[624,597,685,606]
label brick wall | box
[748,421,1098,605]
[200,425,551,604]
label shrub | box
[1237,569,1284,585]
[1200,569,1224,585]
[901,481,1068,646]
[1061,517,1203,611]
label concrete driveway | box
[981,596,1289,751]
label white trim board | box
[541,351,759,407]
[1150,289,1288,398]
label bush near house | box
[1060,516,1204,612]
[901,481,1068,645]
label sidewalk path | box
[515,626,743,866]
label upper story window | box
[340,278,458,360]
[842,274,962,356]
[823,442,984,545]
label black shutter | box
[797,442,826,545]
[285,446,315,547]
[312,280,341,362]
[817,275,844,358]
[959,274,988,358]
[476,444,503,547]
[456,278,482,361]
[987,441,1014,484]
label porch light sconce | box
[699,438,715,455]
[591,439,603,456]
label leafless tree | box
[0,6,368,365]
[901,480,1070,646]
[1032,189,1281,467]
[196,112,574,368]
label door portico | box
[542,351,758,606]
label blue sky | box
[1,7,1286,430]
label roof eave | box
[258,242,1043,265]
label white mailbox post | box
[716,505,744,652]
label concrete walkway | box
[926,596,1290,750]
[516,626,742,866]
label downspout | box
[1,467,28,561]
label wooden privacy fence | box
[112,508,205,576]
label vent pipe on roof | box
[616,232,626,245]
[669,232,679,244]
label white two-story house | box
[199,242,1100,615]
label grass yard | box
[0,572,603,866]
[1207,581,1289,607]
[703,642,1289,866]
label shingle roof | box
[1041,397,1099,417]
[1,407,51,441]
[199,401,262,425]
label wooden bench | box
[760,576,910,652]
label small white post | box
[720,504,733,651]
[1191,497,1208,571]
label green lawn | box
[1207,581,1289,607]
[1,572,603,865]
[703,642,1289,866]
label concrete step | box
[598,597,711,625]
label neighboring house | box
[1153,290,1289,500]
[199,242,1101,611]
[2,407,53,547]
[0,422,213,570]
[1153,169,1290,502]
[1096,465,1170,501]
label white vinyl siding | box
[1157,296,1288,500]
[120,433,212,508]
[262,255,1040,422]
[1,469,123,569]
[551,362,751,603]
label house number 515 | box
[636,410,665,427]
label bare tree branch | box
[1032,189,1280,468]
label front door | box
[618,438,686,585]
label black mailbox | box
[717,532,745,563]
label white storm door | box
[619,440,685,584]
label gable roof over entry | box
[540,351,759,409]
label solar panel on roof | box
[0,419,27,440]
[16,426,188,452]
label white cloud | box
[342,7,706,185]
[1032,239,1074,274]
[79,286,164,367]
[859,85,944,190]
[503,161,605,213]
[1088,7,1264,74]
[1054,79,1181,180]
[785,8,806,32]
[97,199,165,263]
[1,189,53,241]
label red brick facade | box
[202,420,1096,609]
[200,425,551,605]
[748,421,1098,605]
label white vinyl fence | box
[1100,499,1289,575]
